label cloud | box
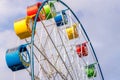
[0,30,19,48]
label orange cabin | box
[27,2,46,21]
[76,42,88,57]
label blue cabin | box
[54,10,68,27]
[5,44,30,71]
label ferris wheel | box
[5,0,104,80]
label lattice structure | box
[5,0,104,80]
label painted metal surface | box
[6,44,30,71]
[60,1,104,80]
[27,2,46,21]
[85,64,97,78]
[12,0,104,79]
[76,42,88,57]
[66,24,79,40]
[54,10,68,26]
[14,16,33,39]
[44,2,56,19]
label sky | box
[0,0,120,80]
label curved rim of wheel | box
[30,0,104,80]
[6,0,104,80]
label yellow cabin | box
[66,24,79,40]
[14,16,33,39]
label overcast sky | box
[0,0,120,80]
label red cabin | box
[27,2,46,21]
[76,42,88,57]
